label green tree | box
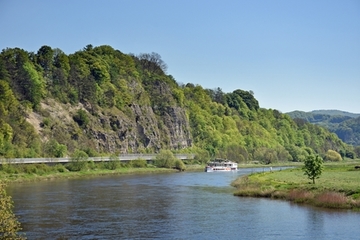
[0,182,25,239]
[21,61,45,108]
[137,52,167,74]
[231,89,259,111]
[89,59,110,84]
[1,48,44,108]
[193,148,210,164]
[0,57,10,82]
[67,54,92,103]
[0,80,17,117]
[303,155,323,184]
[51,48,71,102]
[36,45,54,79]
[43,139,67,158]
[97,82,116,107]
[154,149,176,168]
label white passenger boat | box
[205,159,238,172]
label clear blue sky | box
[1,0,359,113]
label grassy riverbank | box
[0,162,204,183]
[232,161,360,210]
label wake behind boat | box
[205,159,238,172]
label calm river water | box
[7,168,360,240]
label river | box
[7,167,360,239]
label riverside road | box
[0,154,195,164]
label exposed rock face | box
[87,104,192,154]
[27,78,193,154]
[161,106,192,149]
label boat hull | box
[205,165,237,172]
[205,161,237,172]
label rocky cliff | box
[27,99,192,155]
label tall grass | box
[287,189,314,203]
[314,192,349,209]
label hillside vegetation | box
[287,110,360,146]
[0,45,357,163]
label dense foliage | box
[0,182,25,239]
[0,45,355,163]
[287,110,360,146]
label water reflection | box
[305,207,324,240]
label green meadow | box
[232,161,360,210]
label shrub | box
[124,161,134,168]
[32,163,51,175]
[174,159,186,171]
[104,155,120,170]
[0,163,17,174]
[83,147,99,157]
[73,109,89,127]
[87,160,96,170]
[131,159,147,168]
[24,164,38,174]
[67,150,89,171]
[324,150,342,162]
[154,149,176,168]
[41,118,51,127]
[55,164,67,173]
[0,181,25,239]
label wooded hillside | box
[0,45,357,162]
[287,110,360,146]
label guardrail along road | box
[0,154,195,164]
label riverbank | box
[0,162,205,183]
[232,162,360,210]
[0,161,306,184]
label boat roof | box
[208,159,237,163]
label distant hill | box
[287,110,360,146]
[310,110,360,118]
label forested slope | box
[287,110,360,146]
[0,45,356,163]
